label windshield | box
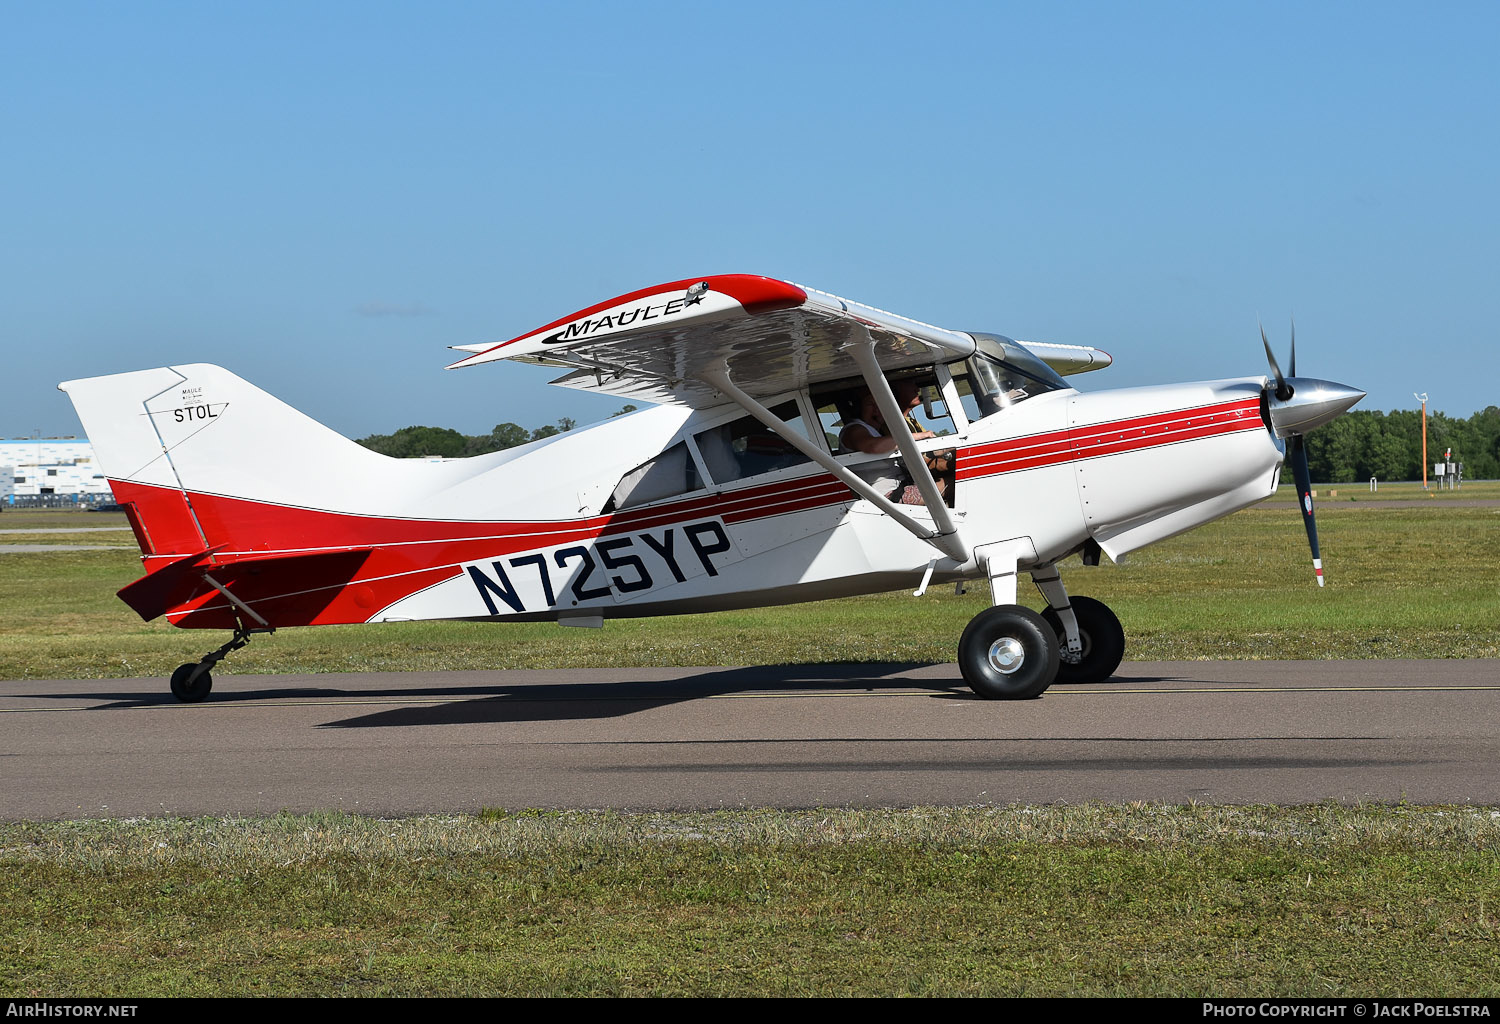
[956,333,1069,419]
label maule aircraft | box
[60,274,1363,703]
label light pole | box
[1413,393,1429,489]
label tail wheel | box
[1042,595,1125,684]
[169,663,213,703]
[958,605,1058,700]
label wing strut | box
[697,366,970,563]
[847,338,965,545]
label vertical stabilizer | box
[59,363,399,559]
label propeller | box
[1283,318,1324,586]
[1260,319,1364,587]
[1260,323,1293,401]
[1288,431,1322,586]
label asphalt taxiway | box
[2,660,1496,818]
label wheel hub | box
[1060,630,1091,665]
[987,637,1026,675]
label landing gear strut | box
[1030,564,1125,684]
[168,626,273,703]
[1042,596,1125,684]
[959,541,1061,700]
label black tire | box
[169,663,213,703]
[1042,595,1125,684]
[958,605,1059,700]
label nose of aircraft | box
[1266,378,1366,438]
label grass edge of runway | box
[3,803,1499,997]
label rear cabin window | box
[605,441,702,512]
[693,402,814,485]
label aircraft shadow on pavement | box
[12,662,979,723]
[10,665,1177,722]
[315,663,968,729]
[309,668,1168,729]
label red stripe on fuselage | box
[957,398,1262,480]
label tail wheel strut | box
[168,625,273,703]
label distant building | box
[0,438,113,506]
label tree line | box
[357,403,1499,482]
[1303,407,1500,482]
[355,406,635,459]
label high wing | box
[446,274,1110,407]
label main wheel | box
[169,663,213,703]
[1042,595,1125,684]
[958,605,1059,700]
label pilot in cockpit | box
[837,380,936,455]
[838,380,951,506]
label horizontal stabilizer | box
[119,547,374,623]
[116,547,221,622]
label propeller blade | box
[1288,434,1324,587]
[1289,316,1297,378]
[1260,323,1292,400]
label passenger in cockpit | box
[838,381,949,506]
[838,382,937,455]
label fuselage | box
[89,366,1284,630]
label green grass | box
[2,503,1497,680]
[3,805,1497,997]
[0,509,129,528]
[0,509,135,547]
[0,534,133,547]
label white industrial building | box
[1,438,114,506]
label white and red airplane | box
[60,274,1363,703]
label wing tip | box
[442,274,807,370]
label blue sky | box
[4,1,1496,440]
